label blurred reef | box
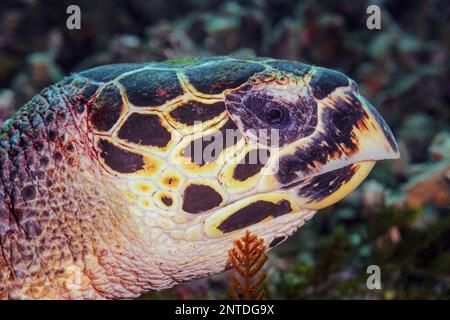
[0,0,449,299]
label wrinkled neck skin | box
[0,80,311,300]
[0,81,157,299]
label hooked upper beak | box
[266,79,400,210]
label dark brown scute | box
[119,69,183,107]
[117,113,171,148]
[269,236,287,248]
[297,164,356,202]
[309,68,349,100]
[47,129,57,142]
[97,139,144,174]
[266,60,312,77]
[169,101,225,125]
[78,82,99,101]
[67,67,121,113]
[184,119,242,166]
[39,155,50,166]
[217,200,292,233]
[232,149,270,181]
[21,185,36,201]
[89,84,123,131]
[276,92,369,184]
[161,196,173,206]
[52,151,63,161]
[185,60,265,94]
[182,184,223,213]
[79,64,145,82]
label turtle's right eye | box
[265,106,285,125]
[264,104,290,128]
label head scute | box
[224,69,318,148]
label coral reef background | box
[0,0,449,299]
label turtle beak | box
[270,79,400,210]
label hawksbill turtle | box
[0,56,399,299]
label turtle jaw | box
[269,89,400,210]
[285,160,376,210]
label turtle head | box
[224,66,399,211]
[80,61,400,291]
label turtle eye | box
[265,105,288,126]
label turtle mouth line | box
[283,160,377,210]
[280,159,372,190]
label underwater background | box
[0,0,448,299]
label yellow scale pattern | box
[91,69,279,243]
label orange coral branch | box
[227,230,268,300]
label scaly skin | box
[0,80,155,299]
